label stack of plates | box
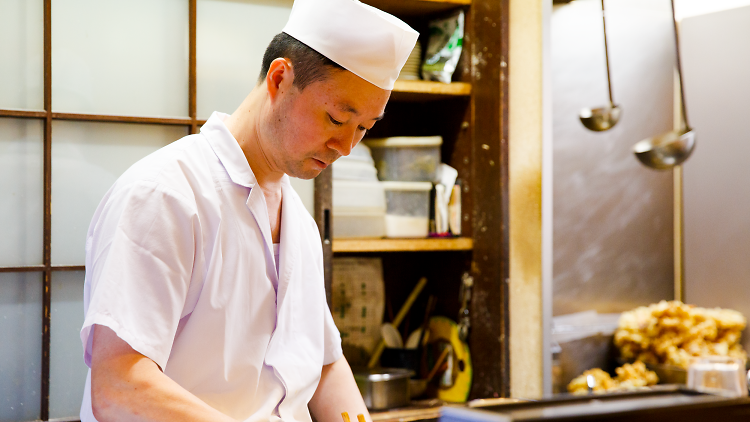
[398,42,422,81]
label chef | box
[78,0,418,421]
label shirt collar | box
[201,111,293,190]
[201,111,258,188]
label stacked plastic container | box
[363,136,442,238]
[332,143,387,238]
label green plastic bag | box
[422,10,464,84]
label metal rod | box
[670,0,690,128]
[601,0,615,106]
[41,0,52,418]
[189,0,198,134]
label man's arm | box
[90,324,237,422]
[309,356,371,422]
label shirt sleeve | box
[81,180,199,370]
[322,298,343,365]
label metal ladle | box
[633,0,695,170]
[580,0,621,132]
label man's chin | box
[286,166,324,180]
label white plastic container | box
[364,136,442,182]
[334,210,386,239]
[333,180,386,238]
[381,181,433,238]
[333,142,379,182]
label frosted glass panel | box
[0,0,43,110]
[0,119,44,266]
[0,272,42,422]
[52,121,187,265]
[52,0,188,117]
[197,0,293,118]
[50,271,87,419]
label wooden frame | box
[315,0,510,400]
[0,1,203,420]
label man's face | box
[262,68,390,180]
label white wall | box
[680,4,750,353]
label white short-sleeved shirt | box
[80,112,342,422]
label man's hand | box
[90,324,238,422]
[309,357,371,422]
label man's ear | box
[266,58,294,101]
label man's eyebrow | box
[339,103,360,115]
[338,102,385,121]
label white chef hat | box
[282,0,419,90]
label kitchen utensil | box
[586,374,596,393]
[368,277,429,368]
[428,316,472,403]
[426,346,452,382]
[580,0,621,132]
[380,347,420,374]
[687,356,748,398]
[633,0,695,169]
[353,367,415,410]
[405,328,423,350]
[418,296,437,375]
[457,273,473,342]
[409,346,452,398]
[380,323,403,348]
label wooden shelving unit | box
[333,237,473,253]
[316,0,509,400]
[391,81,472,102]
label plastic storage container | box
[364,136,442,182]
[381,181,432,238]
[333,180,386,238]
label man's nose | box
[327,132,360,157]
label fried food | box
[614,301,747,369]
[568,362,658,395]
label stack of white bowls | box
[331,143,386,238]
[397,42,422,81]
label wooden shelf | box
[363,0,470,17]
[333,237,473,253]
[391,81,471,102]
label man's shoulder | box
[113,134,215,199]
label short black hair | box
[258,32,344,91]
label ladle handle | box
[670,0,691,129]
[601,0,615,106]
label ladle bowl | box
[579,105,621,132]
[633,128,695,170]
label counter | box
[372,386,750,422]
[442,386,750,422]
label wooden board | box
[333,238,473,253]
[363,0,470,17]
[391,81,472,102]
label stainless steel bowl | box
[353,367,414,410]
